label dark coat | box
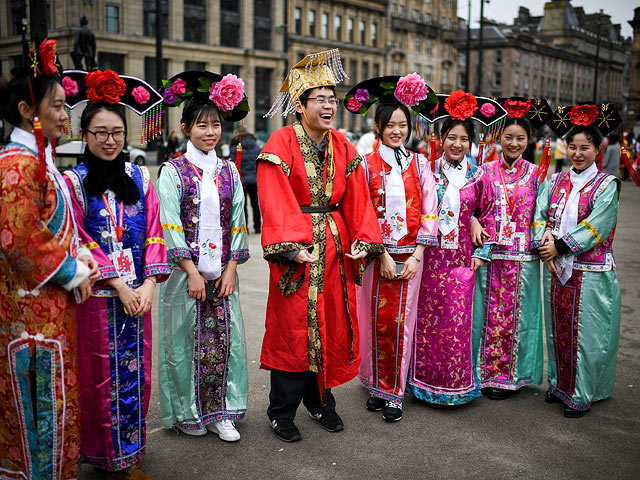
[231,136,260,185]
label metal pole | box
[466,0,471,90]
[476,0,485,94]
[155,0,164,90]
[593,9,602,101]
[30,0,48,40]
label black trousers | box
[243,182,261,232]
[267,369,336,421]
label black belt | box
[300,205,338,214]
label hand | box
[79,255,100,284]
[399,256,421,280]
[470,257,486,271]
[187,271,207,302]
[114,281,142,316]
[470,219,490,247]
[214,262,237,298]
[345,239,367,260]
[538,238,559,263]
[294,249,318,263]
[77,278,92,303]
[133,278,155,316]
[544,258,558,275]
[379,252,396,279]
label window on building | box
[347,18,354,43]
[534,56,539,68]
[308,10,316,37]
[335,15,342,41]
[524,54,529,67]
[105,5,119,34]
[184,0,206,43]
[523,73,529,91]
[393,61,401,76]
[371,22,378,47]
[362,61,369,80]
[426,39,433,55]
[255,67,272,137]
[185,61,206,71]
[221,64,241,77]
[414,63,421,75]
[458,52,466,67]
[221,0,241,47]
[425,65,433,83]
[533,75,538,92]
[359,20,366,45]
[514,72,520,89]
[254,0,272,50]
[321,12,328,39]
[442,68,449,86]
[143,0,169,39]
[424,13,432,24]
[350,59,358,83]
[415,36,421,53]
[494,71,502,88]
[100,52,125,74]
[398,32,404,50]
[144,56,169,86]
[495,49,502,64]
[373,63,380,77]
[294,7,302,34]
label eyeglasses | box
[306,96,340,106]
[85,130,126,142]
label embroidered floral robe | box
[257,123,384,395]
[357,149,438,403]
[64,162,170,470]
[157,153,250,430]
[532,170,620,411]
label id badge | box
[498,221,517,246]
[109,248,137,283]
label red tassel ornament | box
[620,145,640,186]
[536,138,551,182]
[429,133,437,172]
[476,137,485,167]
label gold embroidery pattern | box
[162,223,184,232]
[258,152,291,177]
[579,220,602,244]
[345,153,363,177]
[145,237,166,246]
[231,226,248,234]
[530,221,547,228]
[354,240,385,285]
[82,242,100,250]
[263,242,312,265]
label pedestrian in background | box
[230,128,262,233]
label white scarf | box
[439,155,469,236]
[555,162,598,284]
[185,141,222,281]
[379,144,409,241]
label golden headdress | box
[265,49,348,117]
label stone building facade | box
[627,7,640,134]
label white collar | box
[442,155,468,172]
[10,127,55,169]
[379,143,410,169]
[569,162,598,187]
[186,140,219,174]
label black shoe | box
[270,418,301,442]
[563,407,589,418]
[487,388,513,401]
[545,391,560,404]
[382,401,403,422]
[308,410,344,432]
[366,396,386,412]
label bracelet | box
[145,277,157,285]
[410,255,420,263]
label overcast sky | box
[457,0,637,38]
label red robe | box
[257,122,383,391]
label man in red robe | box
[258,49,384,442]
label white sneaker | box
[207,419,241,442]
[176,423,207,436]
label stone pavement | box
[80,171,640,479]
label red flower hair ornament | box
[504,99,531,118]
[570,104,599,126]
[444,90,478,120]
[85,70,127,104]
[39,39,59,76]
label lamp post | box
[475,0,488,94]
[465,0,471,90]
[593,9,603,102]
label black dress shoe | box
[308,410,344,432]
[366,396,386,412]
[382,401,403,422]
[545,391,560,404]
[487,388,513,400]
[270,418,302,442]
[564,407,589,418]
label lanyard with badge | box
[103,194,137,283]
[496,163,524,246]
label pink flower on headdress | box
[62,77,78,97]
[132,86,150,105]
[172,78,187,95]
[346,97,362,112]
[394,72,428,107]
[209,74,245,111]
[479,103,495,118]
[355,89,370,102]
